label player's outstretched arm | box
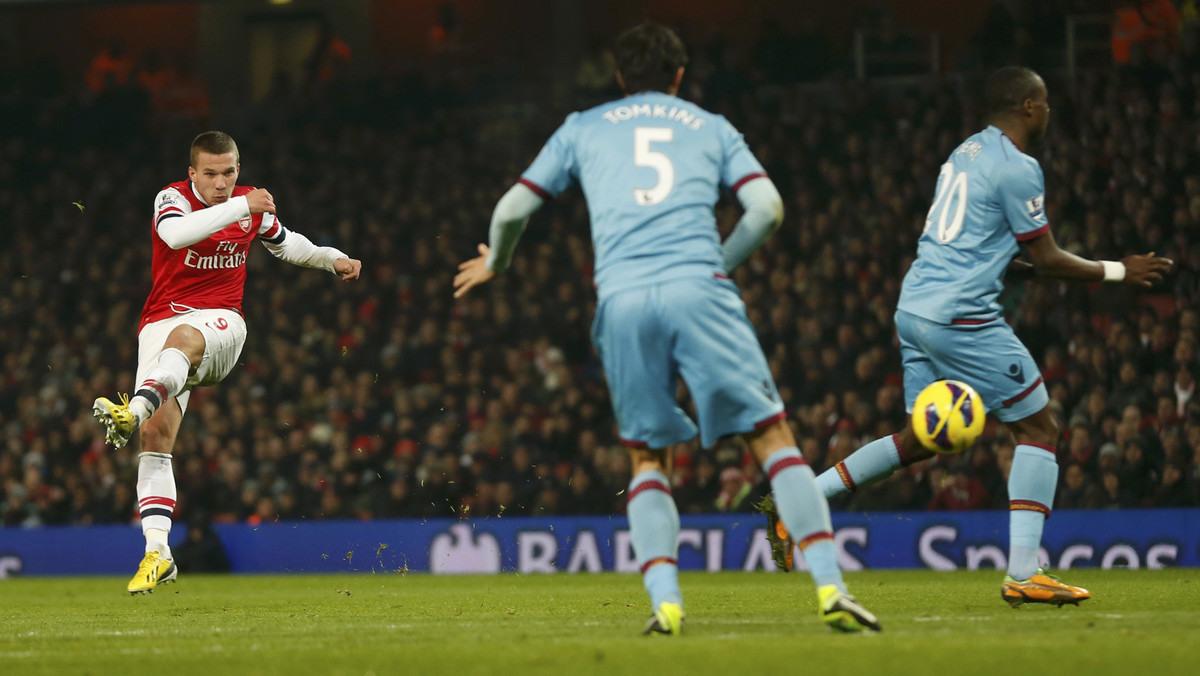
[1022,230,1173,287]
[453,183,544,298]
[260,226,358,280]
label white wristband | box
[1100,260,1126,282]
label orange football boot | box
[1002,569,1091,607]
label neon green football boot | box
[642,601,684,636]
[818,585,882,633]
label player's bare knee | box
[163,325,205,367]
[897,425,935,462]
[1033,415,1061,447]
[1008,410,1060,448]
[743,419,796,464]
[628,447,669,475]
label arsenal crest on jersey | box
[238,216,252,233]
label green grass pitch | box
[2,569,1197,675]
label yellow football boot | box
[127,551,177,595]
[93,394,138,449]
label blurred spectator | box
[1097,470,1138,508]
[928,461,990,511]
[575,40,618,97]
[429,1,462,54]
[676,454,720,514]
[1112,0,1182,65]
[172,520,231,573]
[714,466,754,513]
[558,464,610,515]
[85,39,134,95]
[305,19,353,94]
[1176,366,1196,416]
[137,50,174,111]
[1119,437,1160,502]
[1065,422,1098,473]
[1057,462,1103,508]
[1148,461,1194,506]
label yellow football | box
[912,380,986,454]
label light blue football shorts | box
[591,274,784,449]
[895,309,1049,423]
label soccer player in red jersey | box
[93,131,362,593]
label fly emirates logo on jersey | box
[183,238,248,270]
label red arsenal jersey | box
[139,180,282,329]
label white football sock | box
[132,348,191,424]
[137,452,176,558]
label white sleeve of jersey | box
[485,182,544,272]
[155,191,251,250]
[259,226,348,273]
[154,188,192,220]
[258,212,285,243]
[721,176,784,272]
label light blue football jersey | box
[897,125,1050,324]
[520,91,767,298]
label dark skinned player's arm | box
[1019,229,1172,288]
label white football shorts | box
[135,308,247,415]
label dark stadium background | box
[2,0,1197,538]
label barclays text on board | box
[1,509,1196,577]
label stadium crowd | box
[3,10,1200,531]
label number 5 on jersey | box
[634,127,674,206]
[925,163,968,243]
